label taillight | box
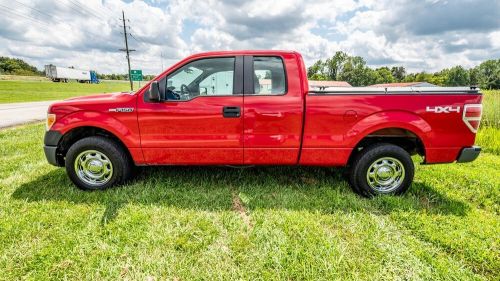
[46,113,56,131]
[463,104,482,133]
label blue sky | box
[0,0,499,74]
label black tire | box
[65,136,132,190]
[349,143,414,197]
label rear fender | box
[346,110,432,148]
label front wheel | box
[65,136,132,190]
[349,143,414,197]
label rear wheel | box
[349,143,414,197]
[65,136,132,190]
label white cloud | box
[0,0,498,75]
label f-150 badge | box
[109,107,134,112]
[426,106,460,113]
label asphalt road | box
[0,101,56,129]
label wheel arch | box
[55,126,133,166]
[353,126,425,153]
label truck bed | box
[300,88,482,165]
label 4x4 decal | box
[426,106,460,113]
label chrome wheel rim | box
[74,150,113,187]
[366,157,405,193]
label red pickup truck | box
[44,50,483,196]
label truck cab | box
[139,51,305,165]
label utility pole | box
[119,10,135,91]
[160,51,164,72]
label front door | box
[243,55,304,164]
[137,56,244,164]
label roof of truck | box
[187,50,299,58]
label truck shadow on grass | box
[12,166,469,224]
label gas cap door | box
[343,110,358,122]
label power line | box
[1,1,116,42]
[129,32,147,45]
[11,0,53,19]
[0,4,54,30]
[100,2,116,17]
[2,0,159,75]
[69,0,112,21]
[67,0,106,20]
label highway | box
[0,101,55,128]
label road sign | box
[130,69,143,81]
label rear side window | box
[253,57,286,95]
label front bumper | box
[43,130,63,166]
[44,145,59,166]
[456,146,481,163]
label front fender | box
[345,110,432,148]
[51,110,141,148]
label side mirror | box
[148,81,160,102]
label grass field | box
[0,75,50,82]
[476,90,500,155]
[0,80,144,103]
[0,122,499,280]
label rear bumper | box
[456,146,481,163]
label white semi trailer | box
[44,65,99,83]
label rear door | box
[137,56,244,165]
[242,55,304,164]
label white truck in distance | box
[44,65,99,83]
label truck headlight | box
[46,113,56,131]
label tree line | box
[2,55,498,89]
[0,57,156,81]
[96,73,155,81]
[307,51,500,89]
[0,57,43,76]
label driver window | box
[166,57,235,101]
[199,71,233,95]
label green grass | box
[476,90,500,155]
[0,80,145,103]
[477,127,500,155]
[1,123,499,280]
[481,90,500,129]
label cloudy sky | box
[1,0,499,75]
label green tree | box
[477,59,500,90]
[325,51,348,80]
[446,66,469,86]
[374,67,395,84]
[469,67,480,86]
[0,57,42,76]
[391,66,406,82]
[414,71,433,82]
[403,73,416,82]
[309,73,328,80]
[307,60,325,79]
[338,56,372,86]
[306,54,499,89]
[427,69,449,86]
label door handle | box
[222,106,241,118]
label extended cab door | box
[137,56,244,164]
[242,55,304,164]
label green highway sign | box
[130,69,143,81]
